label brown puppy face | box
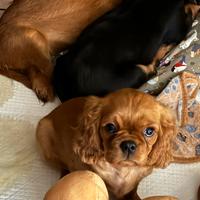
[76,89,177,168]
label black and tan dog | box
[53,0,199,102]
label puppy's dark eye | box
[144,127,155,137]
[105,123,117,134]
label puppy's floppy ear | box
[74,96,103,164]
[148,104,177,168]
[36,118,61,167]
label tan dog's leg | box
[24,27,54,101]
[0,26,54,102]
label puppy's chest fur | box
[91,160,152,197]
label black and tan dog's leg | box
[185,3,200,19]
[138,44,174,77]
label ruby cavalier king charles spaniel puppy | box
[36,88,177,200]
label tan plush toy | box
[44,170,109,200]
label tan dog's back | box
[1,0,121,53]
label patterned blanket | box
[139,14,200,95]
[138,14,200,200]
[0,76,60,200]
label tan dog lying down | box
[37,88,177,200]
[0,0,121,102]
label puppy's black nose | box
[120,140,136,154]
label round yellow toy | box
[44,170,109,200]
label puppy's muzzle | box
[120,140,137,155]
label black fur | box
[185,0,200,5]
[53,0,193,102]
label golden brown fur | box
[0,0,121,101]
[36,88,177,199]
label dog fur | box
[36,88,177,199]
[53,0,198,102]
[0,0,121,101]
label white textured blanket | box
[138,163,200,200]
[0,75,60,200]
